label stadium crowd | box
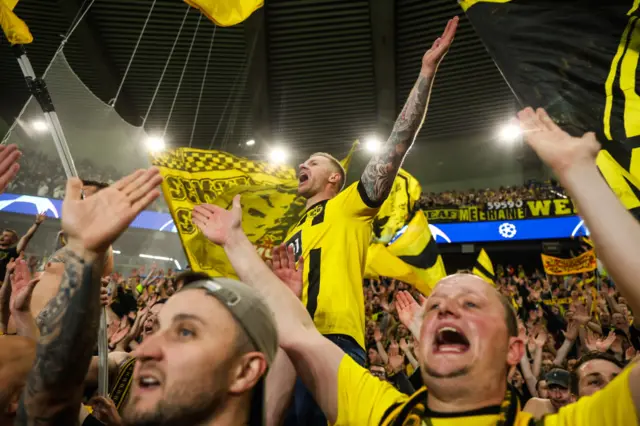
[1,15,638,426]
[6,140,568,214]
[418,180,567,209]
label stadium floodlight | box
[246,139,256,146]
[139,253,173,261]
[498,123,522,142]
[145,135,166,153]
[31,119,48,133]
[365,136,381,153]
[269,146,288,164]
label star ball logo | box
[498,222,517,239]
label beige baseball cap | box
[181,278,278,426]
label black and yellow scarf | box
[110,356,136,411]
[380,384,537,426]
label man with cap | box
[122,277,277,426]
[524,368,574,419]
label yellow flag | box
[184,0,263,27]
[366,210,446,295]
[472,248,495,284]
[372,169,422,244]
[541,250,597,276]
[0,0,33,45]
[152,143,357,277]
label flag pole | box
[11,44,109,397]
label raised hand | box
[35,212,46,225]
[10,258,38,313]
[596,331,617,352]
[266,244,303,299]
[399,337,410,352]
[373,326,383,343]
[395,290,427,341]
[421,16,459,74]
[517,107,600,178]
[0,144,21,194]
[62,169,162,254]
[88,396,123,426]
[387,353,405,374]
[192,195,242,246]
[534,330,547,348]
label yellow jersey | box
[334,355,638,426]
[284,181,380,348]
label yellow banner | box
[541,250,597,275]
[424,198,577,223]
[152,147,302,277]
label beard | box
[424,364,470,379]
[123,379,223,426]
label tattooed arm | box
[16,250,104,426]
[15,168,163,426]
[360,17,458,203]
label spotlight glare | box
[365,136,381,153]
[31,120,48,133]
[269,146,288,164]
[145,135,166,153]
[246,139,255,146]
[499,123,522,142]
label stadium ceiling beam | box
[243,8,272,146]
[370,0,396,137]
[56,0,142,127]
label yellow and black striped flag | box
[372,169,423,244]
[460,0,640,218]
[152,144,357,277]
[366,210,446,295]
[472,248,495,285]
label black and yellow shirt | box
[284,181,380,348]
[0,245,18,280]
[334,355,638,425]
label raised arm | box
[16,168,162,426]
[193,197,347,423]
[518,107,640,413]
[17,213,45,253]
[360,17,457,203]
[518,108,640,316]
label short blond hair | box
[310,152,346,190]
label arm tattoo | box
[16,251,103,426]
[361,73,433,203]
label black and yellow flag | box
[152,144,357,277]
[460,0,640,217]
[366,210,446,295]
[372,169,423,244]
[1,0,33,44]
[472,248,495,285]
[184,0,262,27]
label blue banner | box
[0,193,590,243]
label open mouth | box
[298,171,309,183]
[434,326,470,354]
[138,374,161,391]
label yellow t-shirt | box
[335,355,638,426]
[284,181,380,348]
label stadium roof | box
[1,0,538,187]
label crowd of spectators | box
[5,145,169,212]
[419,180,567,209]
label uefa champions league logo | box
[0,195,59,217]
[498,222,517,239]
